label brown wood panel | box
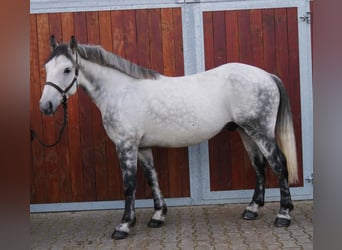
[86,11,110,201]
[172,8,185,76]
[37,13,61,202]
[61,12,84,202]
[49,13,73,202]
[30,14,47,203]
[30,8,189,204]
[284,8,303,187]
[74,12,97,201]
[203,8,304,192]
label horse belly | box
[140,102,229,147]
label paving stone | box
[30,200,312,249]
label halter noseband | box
[45,53,79,103]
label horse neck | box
[78,58,135,105]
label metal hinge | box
[305,173,314,184]
[300,12,311,24]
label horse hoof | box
[242,210,258,220]
[274,217,291,227]
[112,230,129,240]
[148,219,164,228]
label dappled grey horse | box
[39,36,298,240]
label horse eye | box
[64,68,71,74]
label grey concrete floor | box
[30,200,312,249]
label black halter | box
[45,53,79,103]
[30,53,79,147]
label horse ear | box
[50,35,58,51]
[69,35,78,53]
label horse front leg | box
[138,148,167,228]
[112,142,138,240]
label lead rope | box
[30,98,68,147]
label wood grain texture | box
[30,8,189,203]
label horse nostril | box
[48,101,53,110]
[40,101,54,115]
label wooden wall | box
[203,8,304,191]
[30,8,190,204]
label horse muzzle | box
[39,100,57,115]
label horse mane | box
[76,45,159,80]
[47,43,159,80]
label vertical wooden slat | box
[86,11,109,201]
[123,10,138,63]
[61,12,84,201]
[225,11,239,62]
[74,12,97,201]
[203,12,214,69]
[149,9,164,73]
[37,13,61,203]
[286,8,303,187]
[48,12,73,202]
[250,9,264,68]
[108,10,125,200]
[99,10,123,200]
[206,11,232,191]
[262,9,276,73]
[111,11,125,57]
[237,10,252,64]
[30,14,47,203]
[161,8,175,76]
[213,11,227,66]
[136,9,150,68]
[172,8,184,76]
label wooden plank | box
[149,9,164,74]
[237,10,252,64]
[161,8,175,76]
[86,11,109,201]
[213,11,227,66]
[49,12,73,202]
[99,11,113,51]
[30,14,47,203]
[262,8,276,74]
[209,131,232,191]
[99,10,123,199]
[286,8,303,187]
[249,9,264,68]
[123,10,138,63]
[275,8,289,83]
[110,11,125,57]
[74,11,97,201]
[207,11,231,191]
[153,148,170,197]
[61,12,84,202]
[225,11,239,62]
[230,131,247,189]
[203,12,214,70]
[172,8,184,76]
[37,13,60,203]
[136,9,150,69]
[108,10,127,200]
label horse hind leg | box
[138,148,167,228]
[244,129,294,227]
[238,128,267,220]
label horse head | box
[39,35,79,115]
